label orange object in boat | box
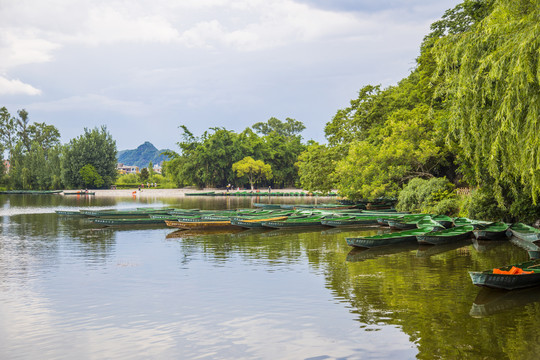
[493,266,533,275]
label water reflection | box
[470,287,540,317]
[3,196,540,359]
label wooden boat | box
[469,259,540,290]
[453,217,493,229]
[63,191,95,195]
[388,215,431,230]
[0,190,62,195]
[185,191,215,196]
[92,218,166,225]
[473,222,510,240]
[345,227,436,248]
[165,220,243,230]
[430,215,454,228]
[261,215,326,229]
[416,225,474,245]
[55,210,84,216]
[231,216,289,229]
[508,223,540,243]
[320,216,380,227]
[253,203,282,209]
[81,208,171,217]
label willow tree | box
[434,0,540,204]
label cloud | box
[29,94,148,116]
[0,76,41,95]
[0,30,60,71]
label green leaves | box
[232,156,272,190]
[434,0,540,204]
[62,126,117,189]
[79,164,104,188]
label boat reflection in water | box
[415,239,472,258]
[472,238,507,253]
[470,286,540,317]
[346,242,418,262]
[166,228,247,239]
[509,236,540,259]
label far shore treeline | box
[2,0,540,223]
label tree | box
[296,142,341,194]
[62,126,117,189]
[252,117,305,137]
[79,164,104,188]
[434,0,539,208]
[232,156,272,190]
[27,122,60,153]
[140,167,149,182]
[0,107,17,162]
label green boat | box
[430,215,454,228]
[345,227,436,248]
[185,191,215,196]
[453,217,493,229]
[0,190,62,195]
[81,209,172,217]
[469,259,540,290]
[261,215,326,229]
[55,210,84,216]
[508,223,540,243]
[231,216,290,229]
[473,222,510,240]
[92,218,167,225]
[321,216,380,227]
[63,191,95,195]
[416,225,474,245]
[388,215,432,230]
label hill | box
[117,141,171,169]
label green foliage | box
[232,156,272,190]
[434,0,539,206]
[140,167,149,182]
[62,126,117,189]
[396,177,458,215]
[116,173,139,185]
[296,142,341,194]
[252,117,305,137]
[79,164,104,188]
[166,119,304,189]
[460,188,508,221]
[334,105,448,200]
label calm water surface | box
[1,195,540,359]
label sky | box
[0,0,460,151]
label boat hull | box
[469,271,540,290]
[346,235,417,248]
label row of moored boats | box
[55,205,540,291]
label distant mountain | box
[117,141,171,169]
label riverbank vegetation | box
[0,107,118,190]
[2,0,540,222]
[297,0,540,222]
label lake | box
[1,194,539,359]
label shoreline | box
[70,188,317,198]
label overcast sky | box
[0,0,459,151]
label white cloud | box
[0,76,41,95]
[29,94,148,116]
[0,30,60,71]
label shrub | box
[397,177,458,215]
